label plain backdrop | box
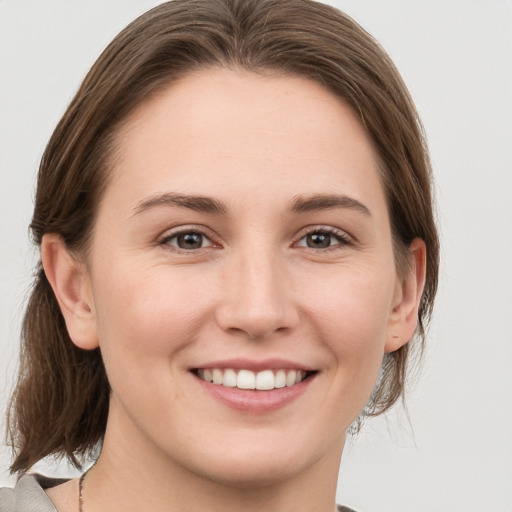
[1,1,511,511]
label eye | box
[160,230,214,251]
[295,228,351,250]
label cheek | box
[299,264,396,399]
[302,264,395,348]
[91,264,215,382]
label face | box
[73,69,412,485]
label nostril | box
[214,258,300,339]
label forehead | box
[105,68,385,216]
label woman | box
[1,0,438,511]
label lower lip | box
[194,374,315,413]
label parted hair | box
[7,0,439,473]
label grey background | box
[1,1,511,511]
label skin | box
[43,68,426,512]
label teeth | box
[223,368,237,387]
[275,370,286,388]
[212,368,223,385]
[256,370,274,390]
[237,369,256,389]
[286,370,297,387]
[197,368,309,390]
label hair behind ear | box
[7,264,109,473]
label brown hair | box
[7,0,439,472]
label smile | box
[195,368,312,391]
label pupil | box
[307,233,330,248]
[178,232,202,249]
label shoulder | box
[1,476,360,512]
[0,473,66,512]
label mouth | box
[191,361,318,412]
[193,368,315,391]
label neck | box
[83,405,344,512]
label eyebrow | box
[289,194,371,216]
[133,192,371,217]
[133,192,228,216]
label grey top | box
[0,474,61,512]
[0,473,358,512]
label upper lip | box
[191,358,317,372]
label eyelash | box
[158,226,353,253]
[158,226,218,253]
[294,226,353,251]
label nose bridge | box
[216,240,297,339]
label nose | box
[215,248,300,340]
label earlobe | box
[385,238,427,353]
[41,233,99,350]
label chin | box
[193,455,307,489]
[180,432,342,489]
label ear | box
[41,233,99,350]
[385,238,427,353]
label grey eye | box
[164,231,212,250]
[175,232,204,249]
[296,228,351,250]
[306,232,332,248]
